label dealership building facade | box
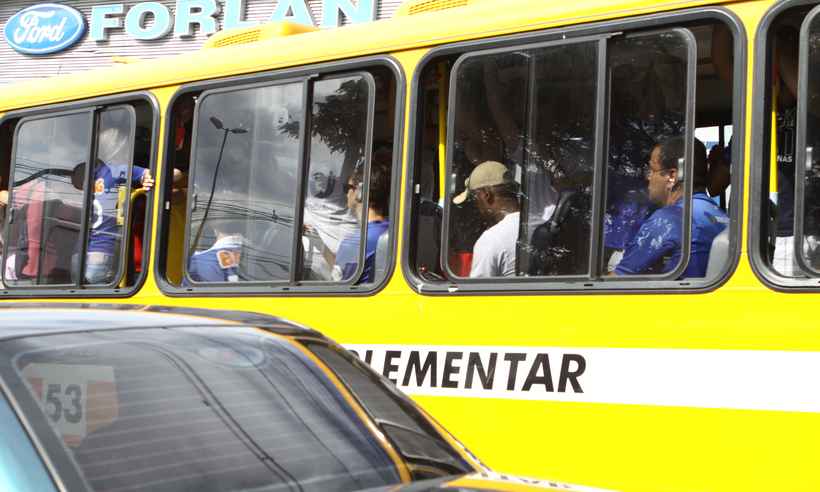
[0,0,402,84]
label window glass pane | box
[5,113,90,286]
[83,107,136,286]
[521,42,597,276]
[799,15,820,271]
[188,83,303,283]
[447,42,597,279]
[7,328,401,491]
[606,32,702,278]
[301,76,371,282]
[448,51,523,279]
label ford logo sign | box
[4,3,86,55]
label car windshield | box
[1,327,402,492]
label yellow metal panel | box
[416,396,820,492]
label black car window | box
[2,327,401,492]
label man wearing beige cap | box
[452,160,520,277]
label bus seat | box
[40,199,81,284]
[373,231,390,282]
[416,199,443,278]
[705,228,730,279]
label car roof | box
[0,303,320,341]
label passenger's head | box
[71,163,85,190]
[647,137,707,205]
[348,157,391,219]
[452,160,519,220]
[98,126,129,165]
[211,219,244,238]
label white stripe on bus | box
[345,345,820,413]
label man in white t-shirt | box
[452,160,520,278]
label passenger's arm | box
[482,59,522,151]
[711,24,733,91]
[304,223,337,267]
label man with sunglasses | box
[452,160,520,278]
[612,137,728,277]
[306,159,391,284]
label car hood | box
[360,472,615,491]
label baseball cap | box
[452,160,512,205]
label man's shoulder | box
[190,249,216,263]
[644,204,680,225]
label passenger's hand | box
[141,170,155,191]
[303,223,318,238]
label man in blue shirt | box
[613,137,728,278]
[331,160,390,283]
[307,159,390,284]
[71,127,154,285]
[188,221,243,283]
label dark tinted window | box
[307,343,471,476]
[5,328,401,492]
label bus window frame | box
[182,75,312,288]
[0,92,160,299]
[749,0,820,290]
[402,7,747,295]
[155,56,405,297]
[440,34,613,283]
[3,107,95,290]
[603,27,698,283]
[793,3,820,277]
[182,72,376,288]
[296,72,377,287]
[92,104,138,291]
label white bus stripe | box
[344,345,820,413]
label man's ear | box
[667,169,678,189]
[480,188,494,204]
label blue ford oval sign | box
[4,3,86,55]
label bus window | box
[794,5,820,276]
[301,74,375,282]
[445,42,598,279]
[163,93,197,287]
[604,31,690,277]
[186,82,303,284]
[5,112,90,287]
[1,100,155,291]
[409,20,739,291]
[0,119,16,288]
[752,3,820,285]
[175,65,398,291]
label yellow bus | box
[1,0,819,490]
